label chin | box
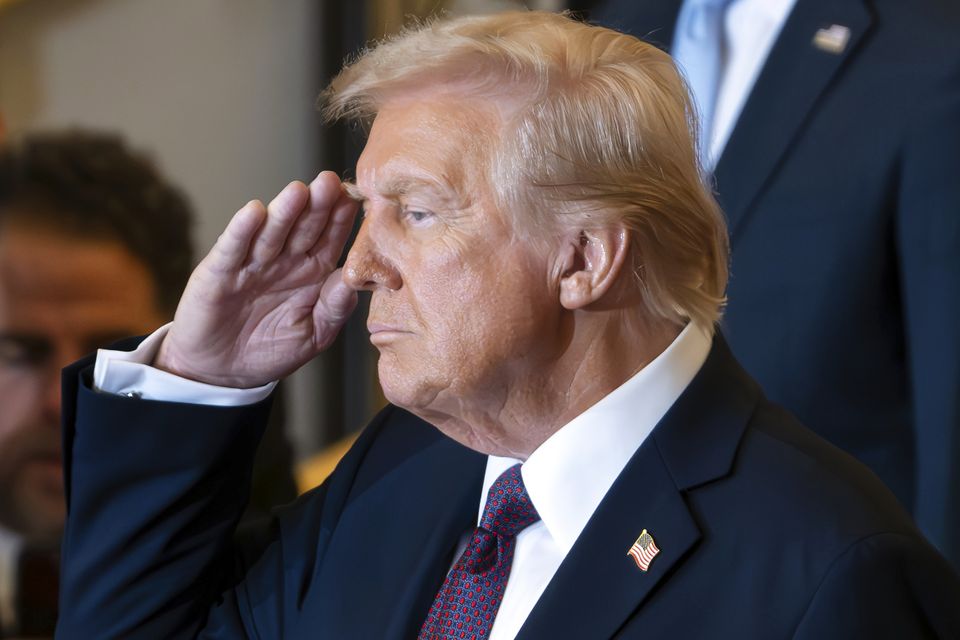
[378,377,435,415]
[11,484,63,539]
[376,355,442,411]
[14,506,65,543]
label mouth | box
[367,322,411,345]
[25,451,62,468]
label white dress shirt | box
[687,0,799,166]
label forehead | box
[0,224,163,336]
[355,94,502,198]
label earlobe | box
[558,226,630,310]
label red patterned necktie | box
[418,463,540,640]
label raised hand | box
[154,171,359,388]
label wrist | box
[152,336,270,390]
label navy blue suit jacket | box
[572,0,960,566]
[57,337,960,638]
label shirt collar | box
[479,322,713,553]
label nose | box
[41,371,61,424]
[38,361,63,426]
[342,217,402,292]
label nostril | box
[342,255,384,292]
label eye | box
[402,207,435,225]
[0,335,50,370]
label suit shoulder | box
[707,399,919,544]
[791,531,960,636]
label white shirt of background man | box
[684,0,799,168]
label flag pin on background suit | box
[812,24,851,54]
[627,529,660,571]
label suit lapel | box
[381,450,482,640]
[715,0,873,236]
[516,336,759,638]
[294,426,485,640]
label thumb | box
[314,269,359,347]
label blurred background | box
[0,0,558,462]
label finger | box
[313,269,359,349]
[250,181,310,265]
[308,184,359,265]
[209,200,267,272]
[286,171,344,255]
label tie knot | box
[479,464,540,538]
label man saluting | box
[58,11,959,639]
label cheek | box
[429,263,550,358]
[0,380,40,440]
[0,413,32,482]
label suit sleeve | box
[245,382,299,522]
[895,61,960,568]
[56,357,278,639]
[791,533,960,639]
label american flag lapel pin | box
[627,528,660,572]
[812,24,851,54]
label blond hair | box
[322,11,729,328]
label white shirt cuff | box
[92,324,276,407]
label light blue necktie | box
[672,0,733,168]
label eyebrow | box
[342,181,365,202]
[344,175,467,209]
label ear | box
[557,225,630,310]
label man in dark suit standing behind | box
[58,12,959,639]
[570,0,960,568]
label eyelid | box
[401,205,435,224]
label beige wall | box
[368,0,563,37]
[0,0,324,251]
